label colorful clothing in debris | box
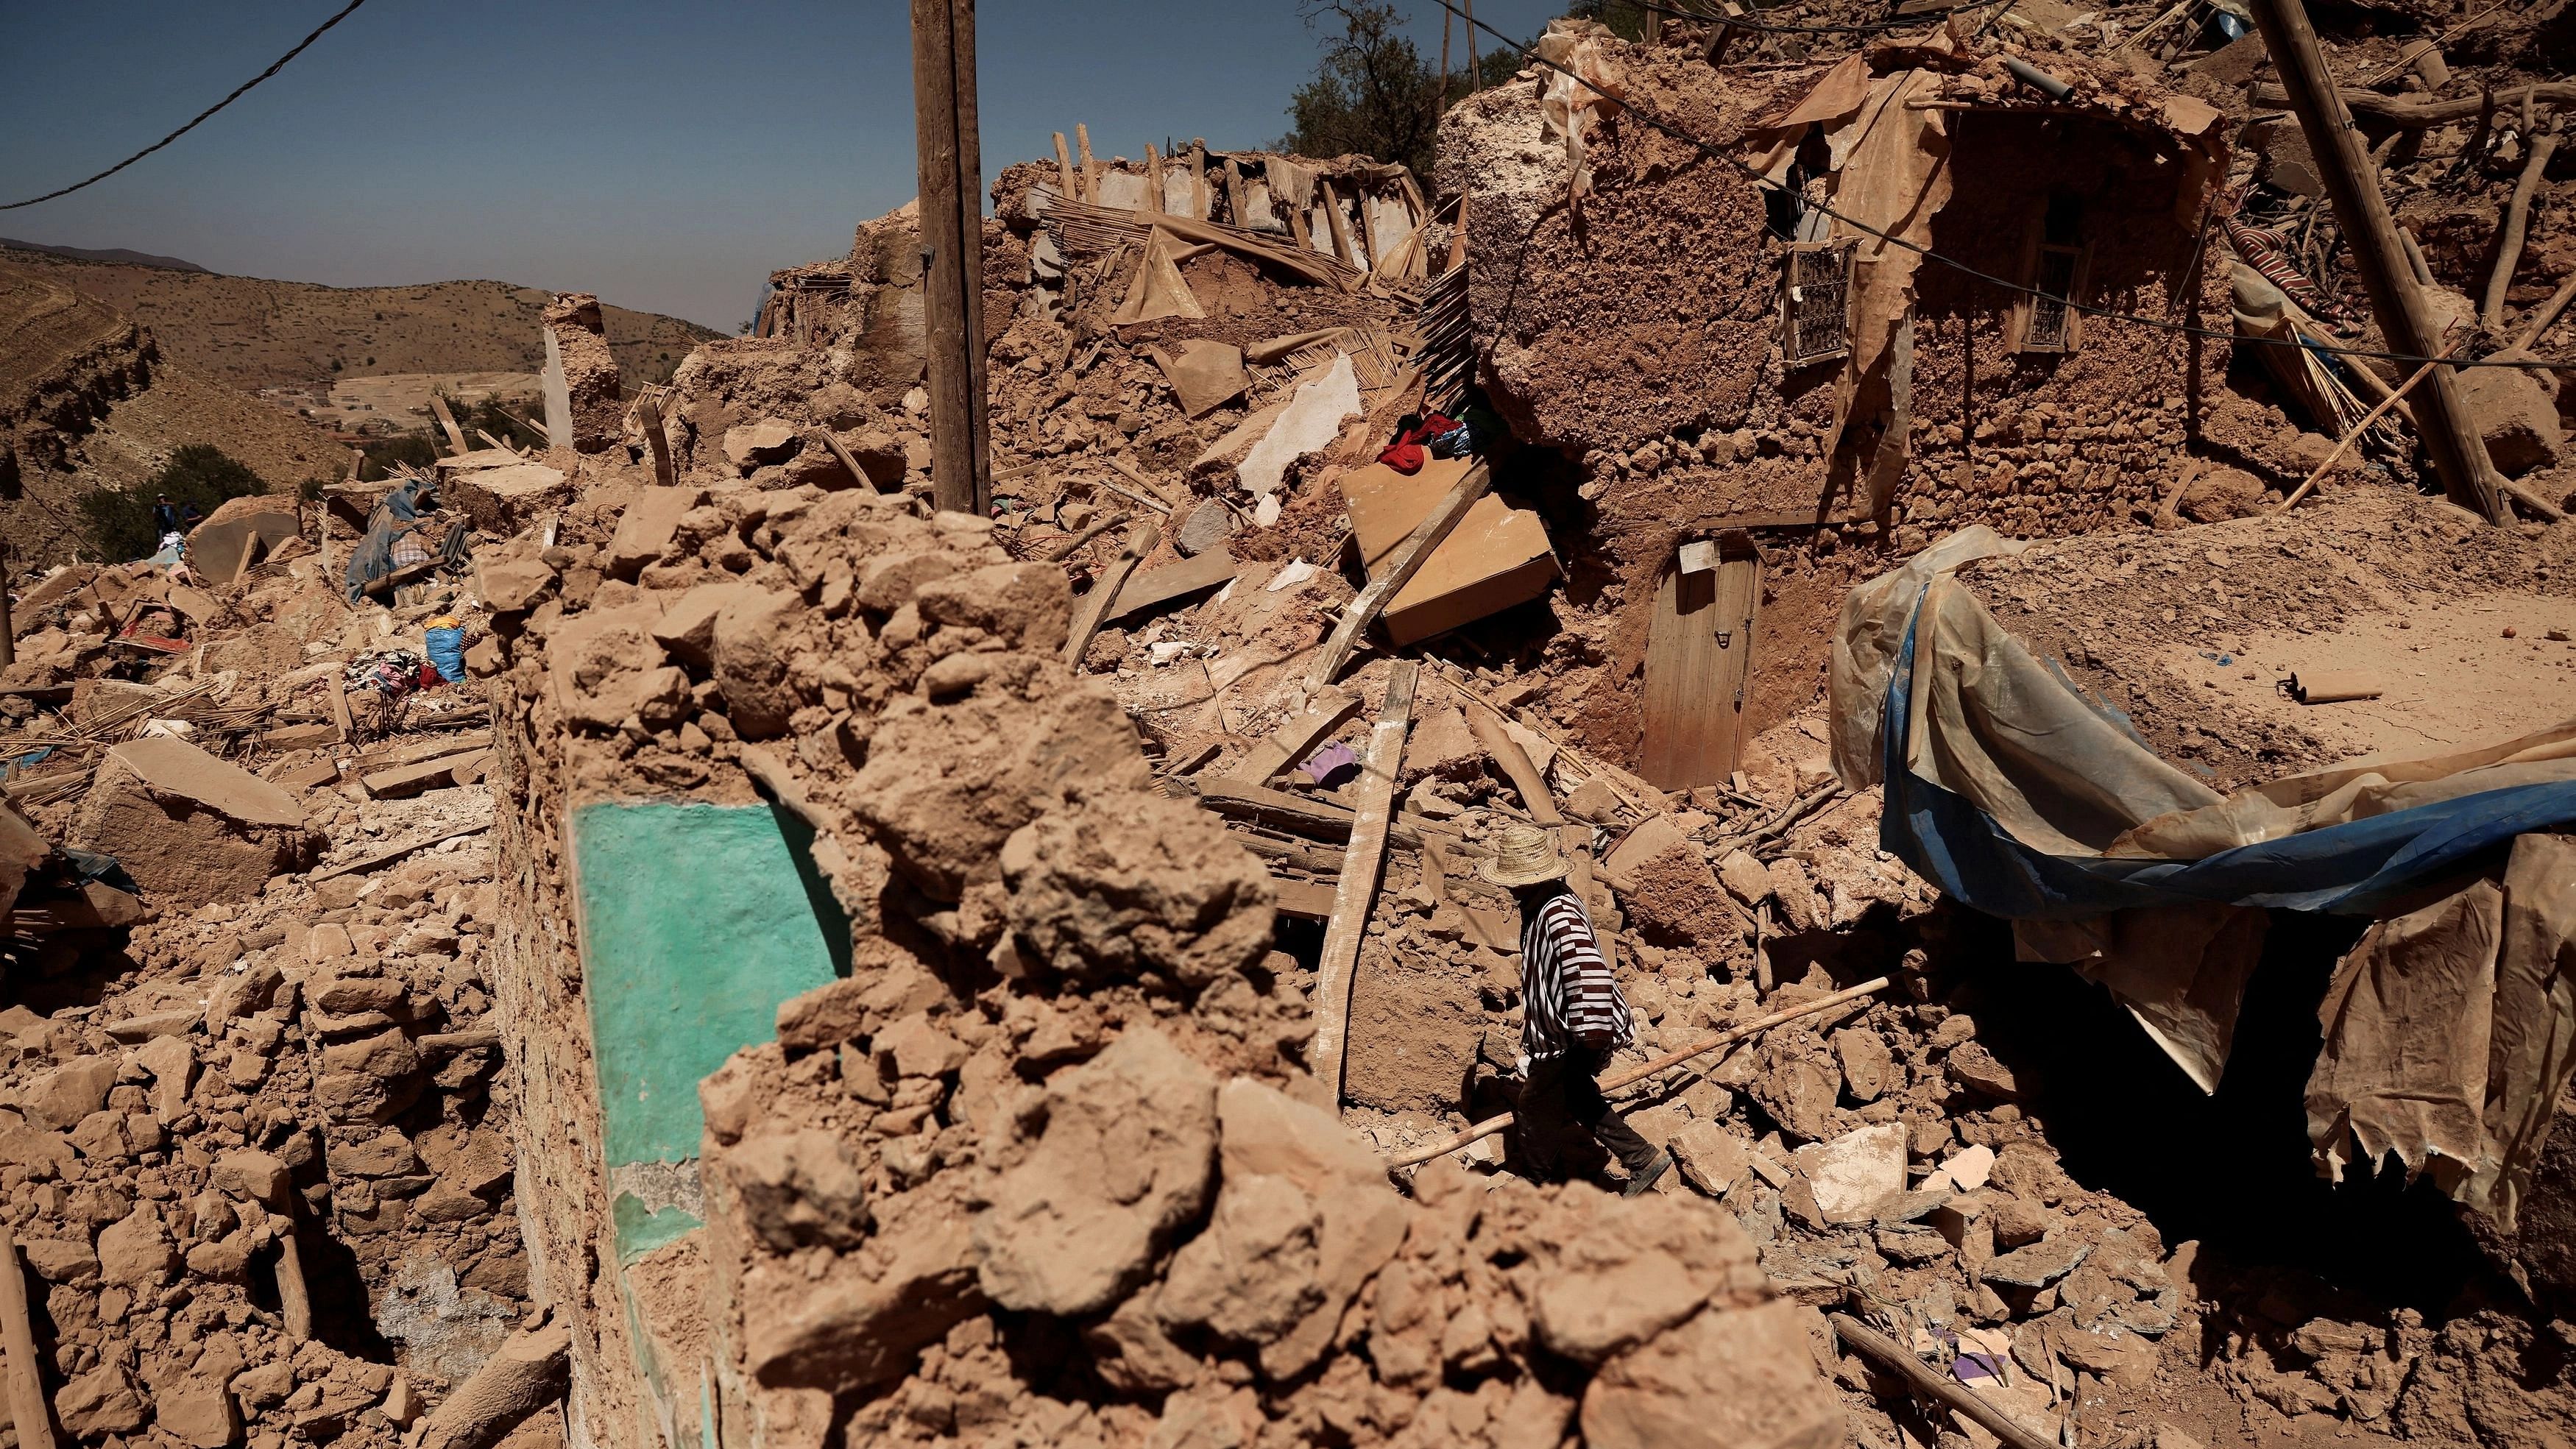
[346,648,429,699]
[1518,886,1634,1062]
[1377,412,1461,475]
[2224,216,2348,322]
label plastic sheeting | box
[1831,530,2576,1224]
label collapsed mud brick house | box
[15,5,2576,1449]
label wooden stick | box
[1307,662,1418,1109]
[310,821,493,882]
[1041,509,1130,562]
[0,1229,57,1449]
[1306,461,1491,692]
[327,668,355,743]
[2497,271,2576,364]
[1052,131,1078,200]
[808,428,877,494]
[639,394,676,489]
[428,394,469,456]
[1061,520,1156,667]
[1075,122,1098,203]
[1465,701,1565,825]
[274,1214,314,1341]
[2485,130,2561,332]
[1106,456,1186,510]
[2361,0,2513,86]
[1829,1314,2058,1449]
[1097,478,1173,516]
[1384,977,1892,1168]
[2274,352,2447,513]
[2249,79,2576,129]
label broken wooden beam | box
[0,1228,57,1449]
[1307,662,1418,1109]
[1192,775,1464,854]
[309,821,494,882]
[1061,519,1157,667]
[1305,460,1491,692]
[1829,1314,2057,1449]
[1100,548,1236,627]
[1230,687,1363,784]
[2485,128,2562,332]
[428,394,470,456]
[1465,699,1564,826]
[2243,0,2505,522]
[2250,79,2576,129]
[1266,876,1339,920]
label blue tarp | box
[1875,594,2576,921]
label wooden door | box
[1641,550,1761,790]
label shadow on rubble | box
[1942,906,2494,1317]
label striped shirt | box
[1519,888,1633,1063]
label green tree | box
[357,432,439,482]
[77,444,269,561]
[1280,1,1446,179]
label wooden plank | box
[326,668,355,743]
[363,750,487,800]
[0,1228,57,1449]
[1231,687,1363,784]
[1307,661,1417,1109]
[1052,130,1079,200]
[1101,548,1238,626]
[1465,698,1565,826]
[1194,775,1458,854]
[1317,176,1358,269]
[1268,876,1338,920]
[640,393,676,489]
[1062,520,1157,667]
[1075,122,1098,202]
[428,394,469,455]
[1306,461,1490,692]
[1640,552,1760,790]
[309,821,493,882]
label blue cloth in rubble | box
[344,475,439,601]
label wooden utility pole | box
[910,0,992,515]
[2243,0,2504,522]
[1465,0,1481,88]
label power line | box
[1432,0,2576,371]
[0,0,369,212]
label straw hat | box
[1477,822,1570,888]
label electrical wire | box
[1431,0,2576,370]
[0,0,369,211]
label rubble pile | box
[1,491,545,1447]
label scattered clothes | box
[1300,740,1360,786]
[1377,411,1460,475]
[347,648,429,700]
[344,475,438,601]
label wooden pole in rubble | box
[2240,0,2505,522]
[910,0,993,516]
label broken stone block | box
[445,462,573,536]
[1158,1078,1408,1378]
[1172,498,1234,558]
[1984,1233,2092,1289]
[604,485,710,579]
[54,1364,148,1437]
[972,1027,1217,1315]
[545,602,684,734]
[1833,1028,1892,1104]
[1529,1191,1771,1366]
[1000,788,1272,990]
[722,1127,871,1252]
[1791,1122,1907,1224]
[474,550,556,614]
[96,1202,180,1287]
[723,419,802,472]
[1717,849,1770,906]
[1669,1119,1750,1197]
[70,744,311,910]
[26,1056,117,1130]
[2458,364,2564,477]
[545,291,625,453]
[1947,1042,2023,1100]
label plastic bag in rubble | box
[424,618,467,684]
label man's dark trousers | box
[1516,1046,1657,1181]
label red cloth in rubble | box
[1376,412,1459,475]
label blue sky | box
[0,1,1562,330]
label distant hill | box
[1,258,347,567]
[0,247,722,394]
[0,238,209,272]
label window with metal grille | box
[2020,243,2086,352]
[1782,241,1855,366]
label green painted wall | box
[570,800,849,1253]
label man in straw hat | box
[1479,822,1672,1196]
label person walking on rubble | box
[1480,823,1672,1197]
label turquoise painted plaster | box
[570,800,849,1171]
